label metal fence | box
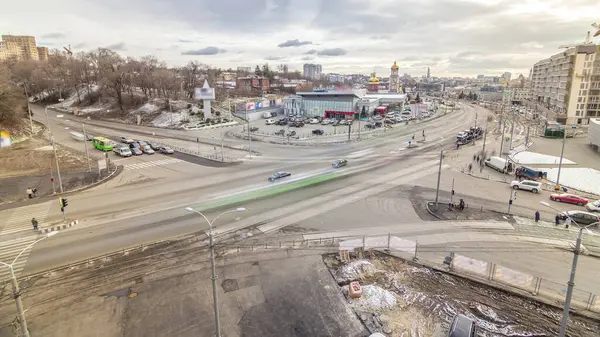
[329,234,600,314]
[149,140,241,163]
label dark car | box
[332,159,347,168]
[448,314,477,337]
[85,134,94,141]
[312,129,324,135]
[159,147,175,154]
[145,142,160,151]
[291,121,304,127]
[275,129,285,136]
[268,172,291,181]
[250,127,259,132]
[276,119,288,125]
[286,131,296,137]
[129,142,140,149]
[130,147,143,156]
[557,211,600,226]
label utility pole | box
[556,125,568,187]
[480,127,488,172]
[434,140,444,208]
[45,107,63,193]
[499,117,507,156]
[82,124,91,172]
[472,111,478,145]
[509,108,516,151]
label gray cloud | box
[305,49,317,55]
[265,56,283,60]
[41,32,66,39]
[181,46,226,55]
[73,43,87,49]
[301,56,315,61]
[317,48,347,56]
[277,39,313,48]
[177,39,195,43]
[370,35,391,40]
[106,42,127,51]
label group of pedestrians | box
[467,153,485,173]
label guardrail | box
[149,140,241,163]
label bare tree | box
[96,48,127,113]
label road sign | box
[98,159,106,171]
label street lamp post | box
[0,232,58,337]
[539,201,597,337]
[434,137,444,208]
[44,107,64,194]
[185,207,246,337]
[556,126,568,187]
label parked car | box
[129,142,140,149]
[120,136,134,144]
[510,180,541,193]
[585,200,600,212]
[265,119,276,125]
[143,146,155,155]
[291,121,304,127]
[250,127,259,132]
[146,142,160,151]
[365,123,376,129]
[321,119,332,125]
[557,211,600,226]
[130,147,143,155]
[550,193,588,206]
[332,159,348,168]
[276,119,288,125]
[268,172,291,181]
[485,156,510,173]
[286,131,296,137]
[159,147,174,154]
[309,118,320,124]
[384,119,396,124]
[137,140,149,150]
[312,129,324,135]
[274,129,285,136]
[448,314,478,337]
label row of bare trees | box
[5,48,225,114]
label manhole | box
[221,279,239,293]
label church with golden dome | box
[390,61,400,93]
[367,72,380,93]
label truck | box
[515,166,547,181]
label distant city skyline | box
[2,0,599,77]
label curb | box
[63,165,123,196]
[425,201,443,220]
[38,219,78,233]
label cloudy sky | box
[2,0,599,77]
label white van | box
[113,146,132,157]
[69,131,85,141]
[485,156,508,173]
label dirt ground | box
[324,251,600,337]
[0,137,93,203]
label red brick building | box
[236,76,271,93]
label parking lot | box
[245,112,438,140]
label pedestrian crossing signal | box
[59,197,68,208]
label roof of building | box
[363,93,407,100]
[391,61,399,70]
[296,91,359,98]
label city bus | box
[92,137,114,152]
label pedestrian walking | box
[31,218,38,231]
[473,154,476,161]
[26,187,33,199]
[535,211,540,223]
[456,142,459,150]
[555,214,560,225]
[412,134,415,140]
[468,163,472,172]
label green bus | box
[92,137,114,152]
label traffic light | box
[59,197,68,208]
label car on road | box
[268,172,291,181]
[159,147,174,154]
[448,314,478,337]
[274,129,285,136]
[265,119,276,125]
[143,146,155,154]
[557,210,600,226]
[332,159,347,168]
[120,136,135,144]
[510,180,541,193]
[286,131,296,137]
[145,142,160,151]
[550,193,588,206]
[585,200,600,212]
[130,147,143,156]
[250,127,259,132]
[113,144,132,157]
[85,134,94,141]
[312,129,324,135]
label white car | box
[309,118,320,124]
[510,180,541,193]
[586,200,600,212]
[265,119,276,125]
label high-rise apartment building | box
[501,72,512,82]
[303,63,322,80]
[531,45,599,125]
[37,46,49,61]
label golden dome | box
[391,61,399,70]
[369,72,380,83]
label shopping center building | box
[292,91,361,119]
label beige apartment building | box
[531,44,600,125]
[0,35,41,61]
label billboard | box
[0,131,10,147]
[262,100,270,108]
[246,102,255,110]
[194,87,215,100]
[255,101,262,109]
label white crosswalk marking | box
[347,148,375,159]
[0,234,40,281]
[123,158,183,170]
[0,201,53,236]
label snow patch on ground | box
[344,284,398,310]
[151,111,190,128]
[334,260,380,283]
[511,151,575,165]
[542,167,600,195]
